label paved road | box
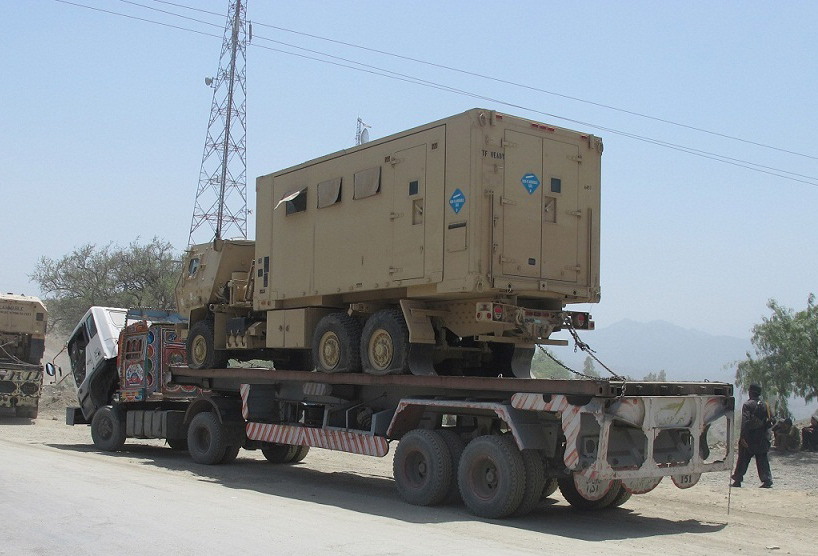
[1,419,815,556]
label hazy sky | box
[2,1,816,339]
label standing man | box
[731,384,774,488]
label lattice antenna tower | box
[188,0,248,245]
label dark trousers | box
[732,445,772,484]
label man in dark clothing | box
[731,384,774,488]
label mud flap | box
[510,347,535,378]
[408,343,436,376]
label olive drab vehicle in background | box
[0,293,52,418]
[176,109,601,377]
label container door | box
[391,144,426,280]
[541,138,580,283]
[502,130,543,278]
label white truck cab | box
[67,307,127,419]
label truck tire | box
[514,449,546,516]
[437,430,466,503]
[393,429,453,506]
[608,485,632,508]
[361,309,410,375]
[458,435,525,519]
[187,412,228,464]
[220,444,241,464]
[289,445,310,463]
[262,444,295,463]
[91,406,126,452]
[187,320,227,370]
[312,313,362,373]
[558,476,622,510]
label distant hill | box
[547,319,751,383]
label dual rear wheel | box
[313,309,410,375]
[394,431,630,517]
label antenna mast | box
[188,0,248,245]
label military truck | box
[0,293,51,418]
[177,108,601,377]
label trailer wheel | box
[558,476,623,510]
[289,445,310,463]
[514,450,546,516]
[361,309,410,375]
[542,478,558,499]
[187,320,227,369]
[262,444,294,463]
[220,444,241,464]
[187,412,228,464]
[608,485,632,508]
[91,405,126,452]
[393,429,453,506]
[437,430,466,503]
[458,435,525,518]
[312,313,362,373]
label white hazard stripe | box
[246,422,389,457]
[239,384,250,419]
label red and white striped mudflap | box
[239,384,250,420]
[511,393,583,470]
[246,422,389,457]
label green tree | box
[583,355,600,378]
[531,348,572,379]
[643,370,667,382]
[735,294,818,415]
[30,237,181,333]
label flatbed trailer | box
[165,365,734,517]
[67,313,736,518]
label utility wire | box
[56,0,818,186]
[150,0,818,163]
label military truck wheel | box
[514,449,546,516]
[91,406,126,452]
[262,443,294,463]
[312,313,362,373]
[458,435,525,518]
[393,429,453,506]
[187,320,227,369]
[187,412,227,464]
[220,444,241,464]
[361,309,410,375]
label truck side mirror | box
[45,362,56,377]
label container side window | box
[317,177,342,208]
[353,167,381,199]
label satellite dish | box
[204,76,214,86]
[360,128,370,144]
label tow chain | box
[536,318,625,382]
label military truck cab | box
[67,307,127,420]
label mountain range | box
[549,319,751,383]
